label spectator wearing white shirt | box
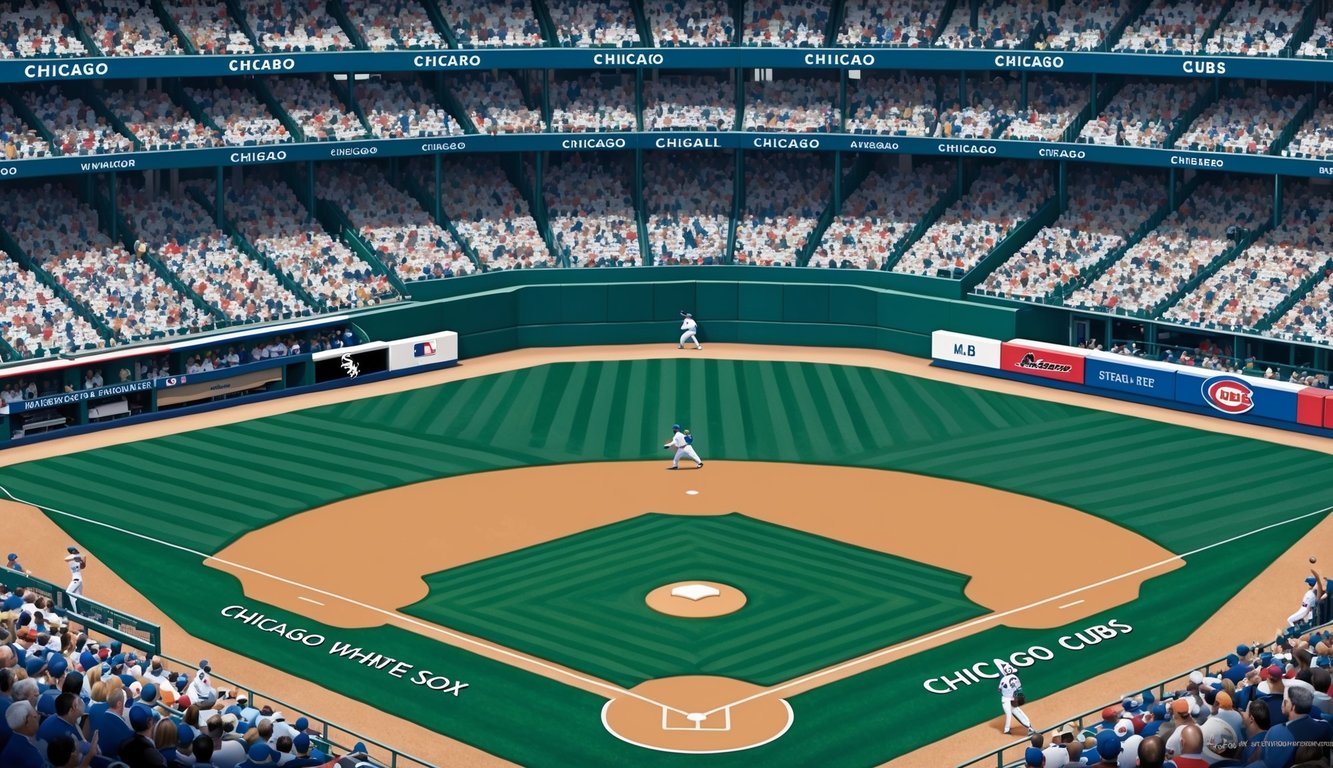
[165,0,255,54]
[75,0,183,56]
[645,152,732,265]
[1203,0,1304,56]
[187,86,290,146]
[544,154,640,267]
[644,76,735,131]
[268,77,368,142]
[1077,80,1207,148]
[546,0,640,46]
[847,74,939,136]
[355,79,464,139]
[1298,9,1333,58]
[0,1,88,58]
[1176,85,1305,155]
[1114,0,1229,55]
[934,0,1047,49]
[744,0,828,47]
[734,153,831,267]
[239,0,354,52]
[438,0,543,47]
[1035,0,1132,51]
[100,85,225,152]
[550,75,636,133]
[744,77,837,133]
[22,86,134,156]
[838,0,938,47]
[451,71,546,134]
[1282,97,1333,160]
[409,157,552,271]
[648,0,734,46]
[345,0,445,50]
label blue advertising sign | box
[1084,356,1177,400]
[1174,371,1300,422]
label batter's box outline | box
[663,706,731,731]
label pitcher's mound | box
[601,676,793,753]
[646,581,747,618]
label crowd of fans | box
[934,77,1021,140]
[74,0,182,57]
[846,74,939,136]
[354,78,463,139]
[410,157,552,270]
[743,77,837,132]
[546,0,640,47]
[198,172,398,309]
[644,75,735,131]
[644,152,731,265]
[451,71,545,134]
[0,1,87,58]
[0,98,51,159]
[550,75,637,133]
[544,155,640,267]
[1203,0,1305,56]
[1162,186,1333,333]
[1176,85,1307,155]
[266,77,368,142]
[238,0,354,52]
[836,0,938,47]
[1274,273,1333,346]
[999,77,1087,142]
[811,161,951,270]
[185,85,290,146]
[316,162,475,282]
[22,87,134,156]
[164,0,254,55]
[1114,0,1229,54]
[743,0,828,47]
[1035,0,1131,51]
[893,162,1051,278]
[1298,8,1333,58]
[1283,97,1333,160]
[2,184,211,342]
[733,154,830,267]
[934,0,1046,50]
[119,186,311,324]
[647,0,734,46]
[1077,80,1206,148]
[344,0,444,50]
[99,86,224,152]
[438,0,542,47]
[1065,179,1269,315]
[0,251,104,359]
[977,172,1167,302]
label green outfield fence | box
[956,618,1333,768]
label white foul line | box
[298,597,325,606]
[0,485,687,716]
[1058,600,1084,610]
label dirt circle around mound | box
[601,676,793,753]
[645,581,748,618]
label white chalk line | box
[1058,600,1085,610]
[0,485,686,716]
[298,597,325,606]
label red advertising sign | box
[1000,343,1086,384]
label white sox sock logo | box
[340,354,360,378]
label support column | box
[833,152,842,207]
[434,153,442,222]
[306,163,315,220]
[1274,174,1283,228]
[1168,169,1177,209]
[215,168,224,227]
[1090,74,1098,114]
[108,173,118,242]
[1058,161,1067,209]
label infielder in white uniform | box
[664,424,703,469]
[996,658,1035,736]
[63,546,85,612]
[1289,569,1325,627]
[678,313,702,350]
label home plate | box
[687,713,708,723]
[686,490,699,496]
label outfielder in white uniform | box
[678,313,702,350]
[996,659,1035,736]
[664,424,703,469]
[1289,570,1325,627]
[63,546,85,613]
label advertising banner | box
[1174,369,1301,422]
[931,330,1000,369]
[313,345,390,383]
[1083,353,1177,400]
[388,331,459,372]
[156,368,282,408]
[999,341,1086,384]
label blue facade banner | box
[2,131,1330,181]
[1085,356,1177,400]
[2,48,1331,83]
[1173,371,1300,422]
[5,379,153,414]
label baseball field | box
[2,344,1332,767]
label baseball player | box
[678,312,702,350]
[996,658,1036,737]
[63,546,85,612]
[1288,568,1325,628]
[664,424,703,470]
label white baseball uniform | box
[1289,585,1318,626]
[996,660,1032,734]
[679,317,701,349]
[666,431,702,468]
[64,554,83,612]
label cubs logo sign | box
[1202,376,1254,414]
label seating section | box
[999,78,1086,142]
[1282,97,1333,160]
[1298,9,1333,58]
[75,0,182,56]
[1065,179,1269,315]
[846,74,939,136]
[743,78,837,132]
[812,161,952,270]
[1274,275,1333,345]
[186,85,291,145]
[644,75,735,131]
[0,0,88,58]
[1176,85,1306,154]
[164,0,255,54]
[451,71,546,134]
[1162,185,1333,332]
[436,0,544,47]
[644,152,732,265]
[935,77,1020,139]
[893,162,1051,277]
[199,172,398,309]
[837,0,939,47]
[267,77,369,142]
[1037,0,1132,51]
[1077,80,1206,147]
[22,86,134,156]
[934,0,1046,49]
[0,253,104,358]
[743,0,829,47]
[100,85,224,151]
[546,0,640,47]
[1203,0,1305,56]
[317,162,475,281]
[238,0,355,52]
[733,153,830,267]
[545,155,640,267]
[0,98,52,159]
[1,184,211,341]
[1113,0,1229,54]
[355,79,464,139]
[551,75,637,133]
[345,0,445,50]
[977,172,1167,302]
[119,187,310,323]
[411,157,553,270]
[647,0,734,46]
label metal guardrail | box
[1,569,160,654]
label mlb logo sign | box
[413,341,437,358]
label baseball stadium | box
[2,1,1333,767]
